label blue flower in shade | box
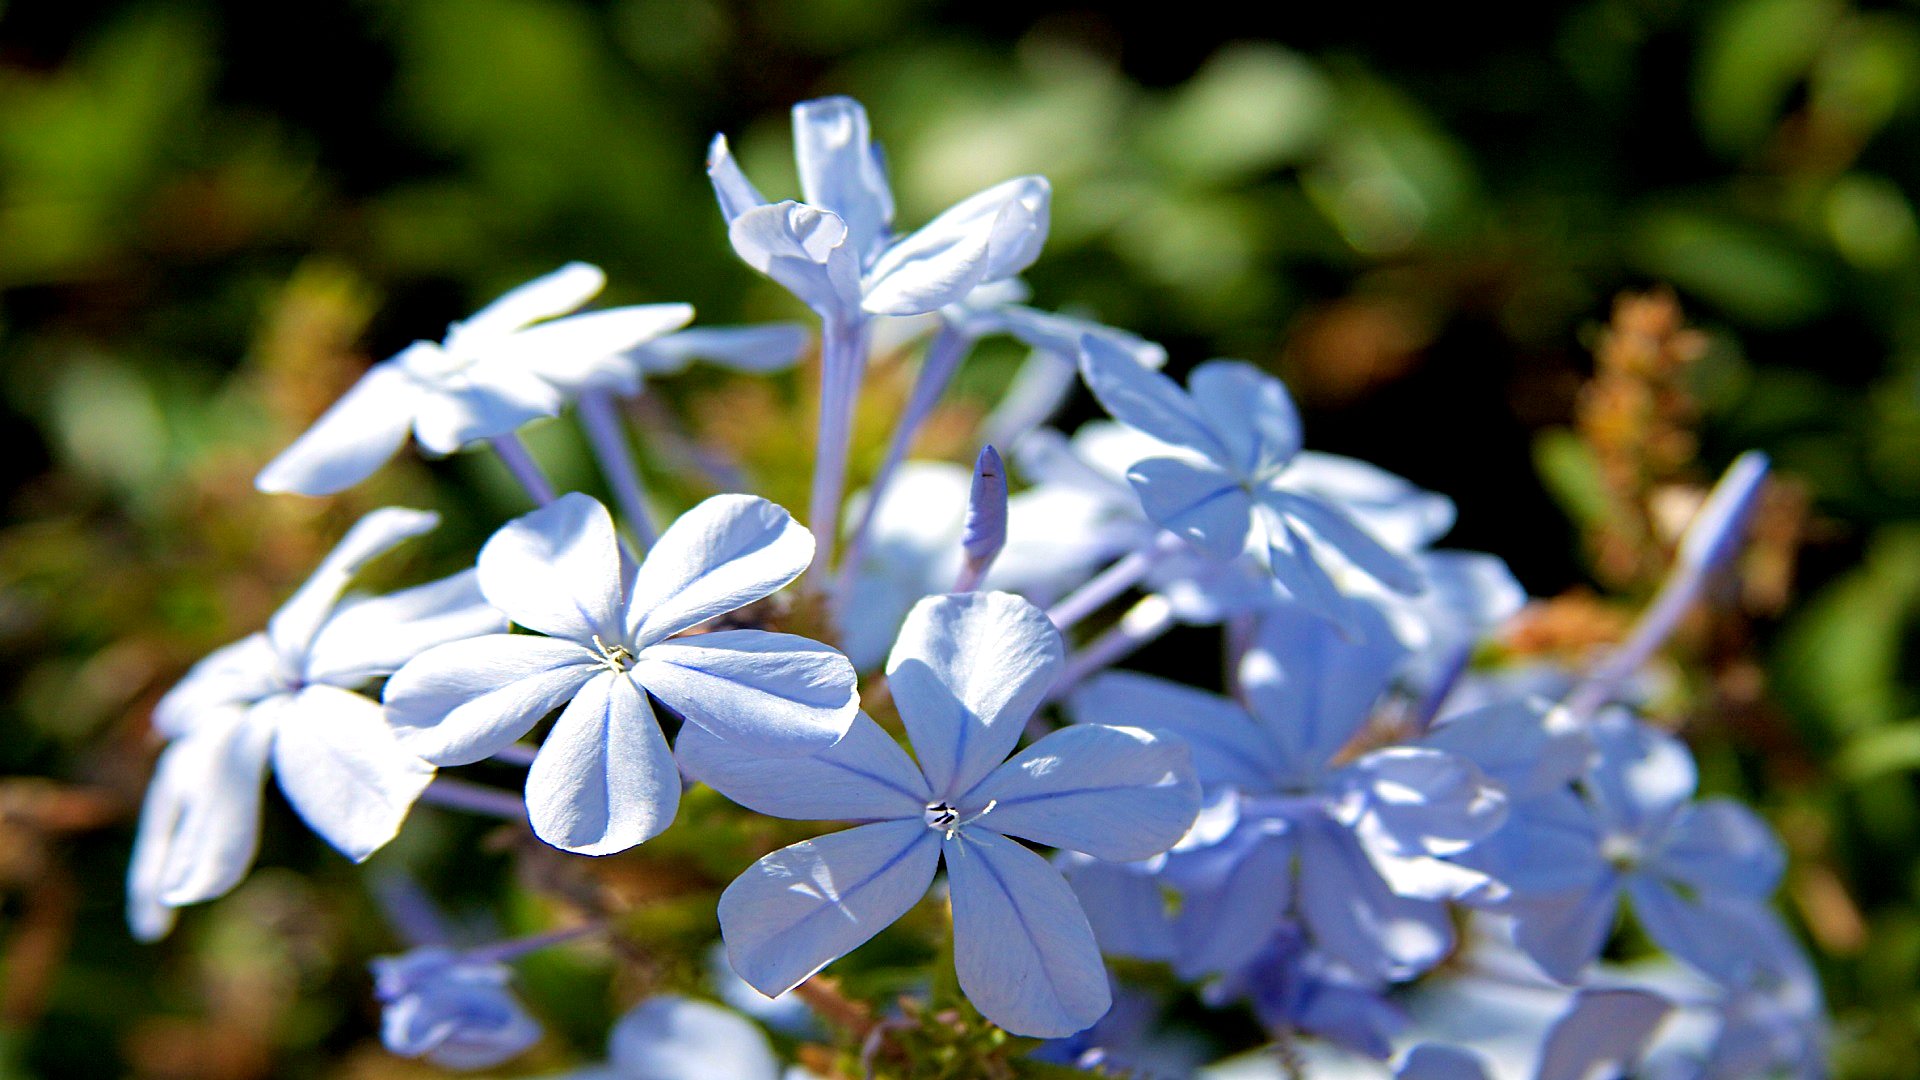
[1076,334,1429,623]
[127,508,502,940]
[708,97,1050,324]
[1066,596,1506,981]
[678,591,1201,1037]
[256,263,693,497]
[1496,711,1786,984]
[372,948,543,1070]
[1205,926,1409,1061]
[551,996,803,1080]
[384,492,858,856]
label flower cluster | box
[130,95,1822,1077]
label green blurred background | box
[2,0,1919,1076]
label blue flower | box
[1206,926,1409,1060]
[127,508,502,940]
[679,591,1201,1037]
[384,492,858,856]
[256,263,693,496]
[708,97,1050,325]
[552,996,799,1080]
[1067,596,1507,980]
[1077,334,1431,624]
[1497,712,1786,984]
[372,947,544,1070]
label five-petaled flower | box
[128,508,502,940]
[679,590,1201,1038]
[384,492,859,856]
[256,262,693,496]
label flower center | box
[1600,832,1644,872]
[591,634,635,673]
[923,800,996,839]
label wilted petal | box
[385,634,599,766]
[1129,457,1256,562]
[151,633,280,739]
[718,819,940,997]
[887,592,1064,800]
[1078,334,1231,461]
[607,996,780,1080]
[626,494,814,646]
[446,262,605,349]
[157,704,277,907]
[862,176,1051,317]
[1187,361,1302,477]
[947,828,1111,1038]
[268,506,441,661]
[477,493,625,642]
[678,711,929,821]
[303,569,507,686]
[968,724,1199,862]
[256,359,425,496]
[525,671,679,855]
[792,96,893,264]
[1536,988,1672,1080]
[273,685,434,861]
[636,630,856,757]
[727,201,863,319]
[1068,671,1280,792]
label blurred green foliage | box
[2,1,1920,1077]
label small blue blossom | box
[549,996,804,1080]
[127,508,501,940]
[256,263,693,496]
[384,492,858,855]
[373,947,544,1070]
[679,591,1201,1037]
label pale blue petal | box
[863,177,1051,316]
[255,359,425,496]
[968,724,1199,861]
[792,97,893,265]
[498,303,696,393]
[1397,1044,1491,1080]
[1627,877,1775,984]
[1341,747,1508,861]
[128,735,211,939]
[635,629,856,756]
[886,592,1064,800]
[1078,334,1232,460]
[726,201,863,319]
[1652,797,1785,899]
[1128,456,1256,561]
[151,633,280,738]
[1169,831,1294,979]
[994,306,1167,369]
[385,634,599,766]
[303,570,507,686]
[677,711,929,821]
[268,506,441,661]
[718,819,940,997]
[707,134,768,221]
[607,996,779,1080]
[373,949,543,1070]
[477,493,625,643]
[408,366,566,453]
[1261,510,1351,625]
[1536,988,1672,1080]
[1456,789,1608,900]
[156,703,276,906]
[271,685,434,860]
[1421,698,1589,801]
[1056,854,1177,962]
[1507,878,1621,983]
[633,324,810,376]
[1270,490,1426,595]
[626,494,815,647]
[525,671,680,855]
[448,262,604,347]
[1187,361,1301,477]
[1294,815,1452,980]
[1067,671,1280,792]
[1286,451,1456,552]
[946,828,1111,1038]
[1239,599,1406,781]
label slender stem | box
[1050,594,1175,699]
[1047,534,1180,631]
[465,921,604,964]
[577,390,656,549]
[835,323,973,599]
[809,317,868,578]
[490,743,539,767]
[488,434,557,506]
[420,777,526,820]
